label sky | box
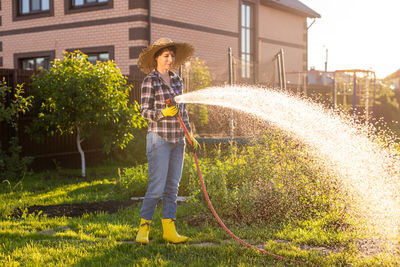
[299,0,400,78]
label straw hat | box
[137,38,195,74]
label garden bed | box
[12,199,139,218]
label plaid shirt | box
[141,69,191,143]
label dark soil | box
[12,199,140,218]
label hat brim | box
[137,42,195,74]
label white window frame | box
[241,2,253,79]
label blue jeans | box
[140,132,185,220]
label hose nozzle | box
[165,97,176,107]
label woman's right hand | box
[161,105,178,117]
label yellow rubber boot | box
[135,218,152,244]
[161,218,188,244]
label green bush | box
[0,137,32,181]
[184,128,348,226]
[0,80,33,181]
[114,127,348,226]
[111,128,147,165]
[114,164,149,199]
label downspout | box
[307,18,316,30]
[148,0,152,44]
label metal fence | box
[0,68,144,169]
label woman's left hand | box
[188,133,200,152]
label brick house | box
[0,0,320,168]
[0,0,319,82]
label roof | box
[260,0,321,18]
[386,69,400,80]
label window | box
[20,57,50,70]
[66,46,114,65]
[13,0,54,21]
[72,0,108,7]
[87,52,110,65]
[65,0,113,14]
[14,51,55,70]
[241,2,254,79]
[19,0,50,14]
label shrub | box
[114,127,348,226]
[114,164,149,199]
[0,80,33,181]
[111,128,147,166]
[184,128,348,226]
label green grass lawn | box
[1,165,399,266]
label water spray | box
[166,98,307,265]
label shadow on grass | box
[73,241,277,266]
[64,182,118,200]
[27,182,119,205]
[0,230,87,254]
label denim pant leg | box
[140,132,171,220]
[162,141,185,219]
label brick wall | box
[0,0,312,82]
[151,0,239,81]
[258,5,306,45]
[1,1,144,30]
[258,4,308,83]
[151,0,238,34]
[0,1,148,75]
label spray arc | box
[166,98,307,265]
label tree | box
[0,80,33,180]
[30,51,146,177]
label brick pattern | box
[0,0,310,80]
[151,0,238,33]
[152,23,238,62]
[150,0,239,79]
[2,1,142,31]
[258,4,307,80]
[259,5,306,45]
[129,0,148,10]
[129,46,146,59]
[2,21,147,74]
[129,27,148,40]
[0,1,148,75]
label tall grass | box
[117,128,350,228]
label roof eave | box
[260,0,321,18]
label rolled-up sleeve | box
[141,76,163,122]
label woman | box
[136,38,199,244]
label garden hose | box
[167,99,307,265]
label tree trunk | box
[76,126,86,177]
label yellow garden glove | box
[188,132,200,152]
[161,105,178,117]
